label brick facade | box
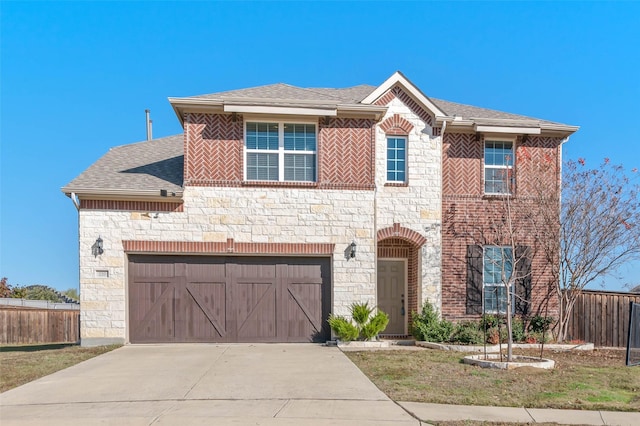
[183,113,376,190]
[441,132,563,320]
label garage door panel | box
[235,280,277,341]
[130,281,175,343]
[286,284,322,342]
[128,255,330,343]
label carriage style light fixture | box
[349,241,357,259]
[92,236,104,257]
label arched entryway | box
[377,224,426,336]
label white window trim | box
[243,119,318,182]
[386,136,408,183]
[483,137,516,195]
[482,245,514,315]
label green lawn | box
[0,343,121,393]
[346,348,639,412]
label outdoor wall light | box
[349,241,357,259]
[92,236,104,257]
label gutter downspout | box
[438,120,447,315]
[557,135,570,325]
[70,192,80,211]
[70,191,82,318]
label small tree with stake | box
[447,148,546,362]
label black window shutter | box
[515,245,532,315]
[466,245,483,315]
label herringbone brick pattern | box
[318,117,375,189]
[443,133,482,196]
[373,86,434,126]
[184,113,243,186]
[515,136,562,196]
[379,114,414,135]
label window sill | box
[242,181,318,188]
[483,193,514,200]
[384,182,409,187]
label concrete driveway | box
[0,344,419,425]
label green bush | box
[328,315,359,341]
[511,318,526,342]
[411,302,454,342]
[328,302,389,341]
[480,314,500,330]
[351,302,373,329]
[451,321,484,345]
[529,315,554,334]
[361,311,390,340]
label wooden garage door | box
[128,256,331,343]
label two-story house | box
[63,71,578,346]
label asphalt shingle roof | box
[189,83,559,124]
[66,80,573,195]
[188,83,376,104]
[62,134,183,195]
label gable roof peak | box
[362,71,446,117]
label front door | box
[377,260,406,335]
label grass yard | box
[0,343,121,393]
[346,348,640,412]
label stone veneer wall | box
[374,93,442,313]
[78,188,376,345]
[78,87,444,345]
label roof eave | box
[436,116,579,136]
[62,187,184,201]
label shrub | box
[451,321,484,344]
[529,315,555,334]
[361,311,390,340]
[480,314,500,330]
[411,302,454,342]
[351,302,373,330]
[328,302,389,341]
[328,315,359,341]
[511,318,526,342]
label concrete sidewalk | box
[400,401,640,426]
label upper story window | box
[245,122,316,182]
[483,246,513,314]
[484,140,513,194]
[386,137,406,182]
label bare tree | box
[447,171,541,361]
[554,159,640,342]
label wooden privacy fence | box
[566,290,640,347]
[0,307,80,345]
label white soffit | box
[223,104,337,116]
[361,71,446,117]
[475,125,541,135]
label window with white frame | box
[245,122,316,182]
[386,137,406,182]
[483,246,513,314]
[484,140,514,194]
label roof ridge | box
[107,134,183,151]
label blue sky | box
[1,1,639,292]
